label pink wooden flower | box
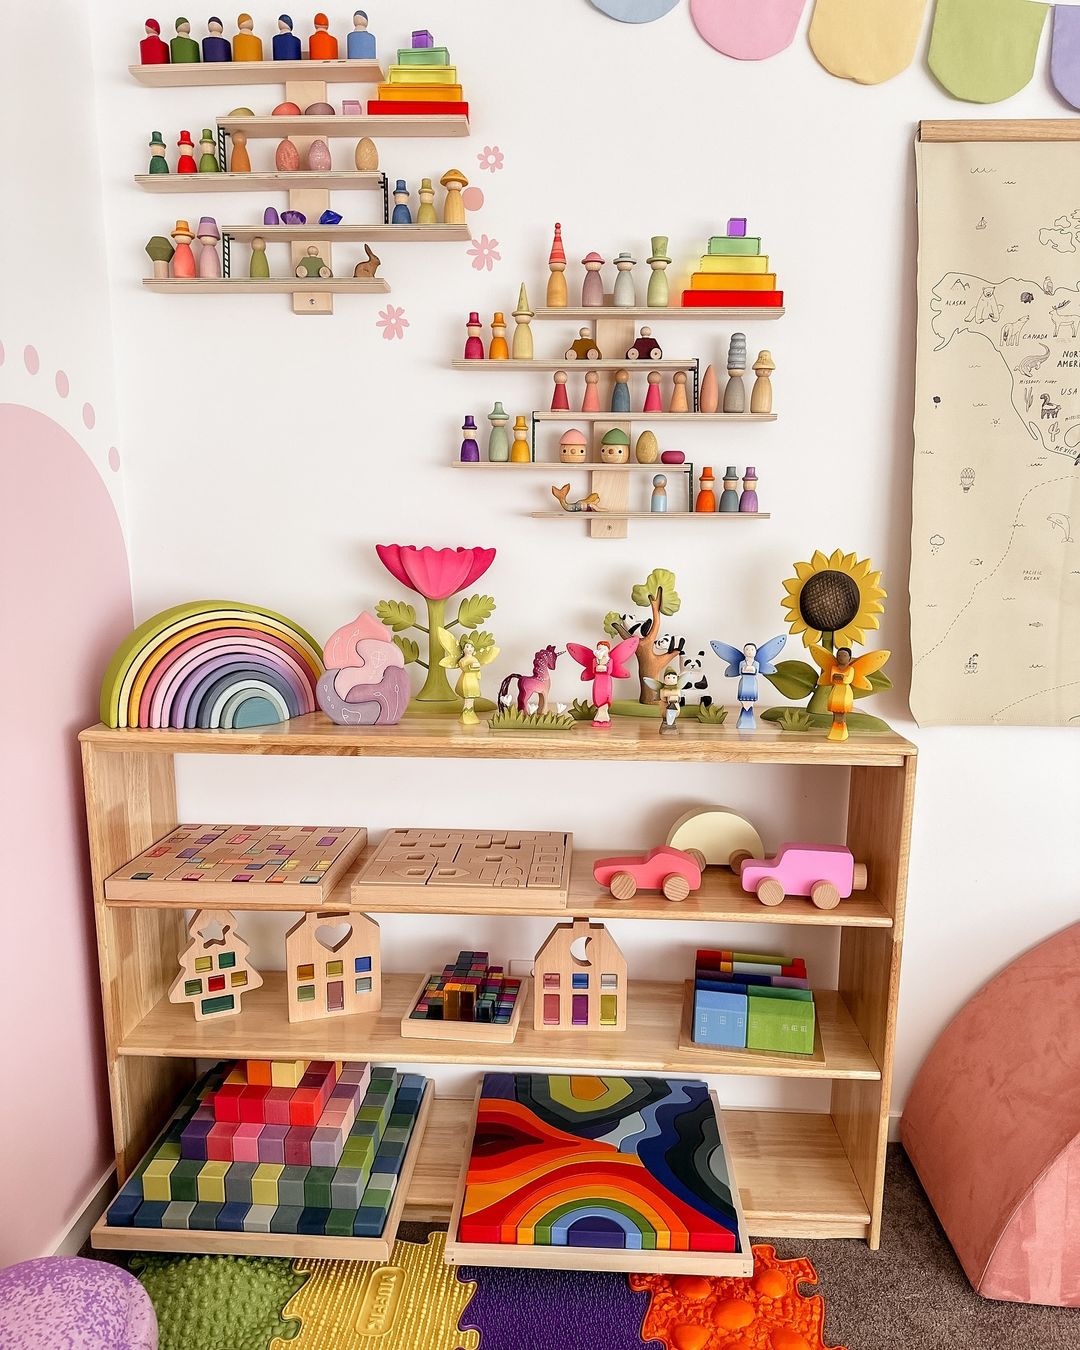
[375,544,496,600]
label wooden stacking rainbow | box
[100,600,324,729]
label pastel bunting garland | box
[1050,4,1080,110]
[689,0,808,61]
[927,0,1049,103]
[808,0,929,85]
[588,0,681,21]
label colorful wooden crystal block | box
[396,45,451,64]
[691,949,815,1054]
[168,909,263,1021]
[408,952,521,1025]
[284,912,381,1023]
[696,254,771,274]
[533,920,627,1032]
[682,289,785,307]
[746,989,816,1055]
[682,223,782,309]
[366,100,469,116]
[455,1073,743,1255]
[707,236,762,256]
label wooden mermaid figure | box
[497,644,562,715]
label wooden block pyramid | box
[368,30,469,116]
[682,217,784,309]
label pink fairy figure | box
[567,636,640,728]
[318,611,410,726]
[497,644,563,715]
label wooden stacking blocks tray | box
[353,829,573,909]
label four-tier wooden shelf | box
[83,714,915,1253]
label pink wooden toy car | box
[593,845,702,903]
[739,843,868,910]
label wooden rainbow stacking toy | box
[99,600,324,728]
[682,217,785,309]
[368,29,469,117]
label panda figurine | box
[680,651,712,708]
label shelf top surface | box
[81,712,916,765]
[532,307,786,321]
[142,278,391,293]
[451,359,699,371]
[130,58,385,87]
[135,171,384,193]
[224,224,470,242]
[217,114,470,138]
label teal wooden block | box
[353,1205,387,1237]
[270,1205,305,1233]
[134,1200,169,1228]
[189,1201,223,1230]
[161,1200,196,1230]
[169,1160,202,1203]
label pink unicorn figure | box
[567,636,640,728]
[497,643,563,715]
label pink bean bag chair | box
[901,921,1080,1306]
[0,1257,157,1348]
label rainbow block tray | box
[93,1062,433,1260]
[445,1072,751,1276]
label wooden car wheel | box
[685,848,707,871]
[662,874,690,903]
[610,871,637,900]
[756,879,785,907]
[810,880,841,910]
[587,347,600,360]
[728,848,753,869]
[626,348,640,360]
[648,349,662,360]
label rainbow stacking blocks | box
[692,949,815,1054]
[106,1060,428,1239]
[367,29,469,117]
[682,218,784,309]
[409,950,521,1026]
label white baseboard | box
[51,1166,116,1256]
[888,1111,902,1144]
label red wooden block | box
[207,1122,239,1161]
[211,1084,245,1123]
[366,100,470,116]
[238,1086,271,1123]
[263,1088,293,1126]
[289,1088,321,1127]
[681,290,784,308]
[457,1218,503,1243]
[284,1125,315,1166]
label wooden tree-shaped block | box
[168,908,263,1021]
[533,918,627,1033]
[284,911,381,1023]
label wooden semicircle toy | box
[666,806,764,871]
[99,600,325,729]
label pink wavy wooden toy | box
[739,843,868,910]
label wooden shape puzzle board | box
[354,831,572,909]
[105,824,366,904]
[445,1073,751,1276]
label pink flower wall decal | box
[376,305,409,340]
[468,235,501,272]
[477,145,505,173]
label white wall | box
[90,1,1080,1114]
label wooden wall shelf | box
[531,511,771,522]
[532,411,776,423]
[224,224,470,243]
[217,114,469,138]
[142,278,390,295]
[451,359,699,372]
[135,171,384,194]
[451,462,694,474]
[532,307,785,321]
[130,58,385,87]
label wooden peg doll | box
[611,369,631,414]
[582,369,600,412]
[612,251,637,307]
[233,13,263,60]
[440,168,468,225]
[229,128,251,172]
[459,415,480,463]
[644,370,663,412]
[669,371,689,413]
[176,130,197,173]
[489,312,509,361]
[464,312,484,360]
[198,129,219,173]
[391,179,412,224]
[273,14,301,59]
[739,466,759,513]
[699,363,719,414]
[170,219,196,277]
[724,333,747,413]
[651,473,668,514]
[354,136,378,170]
[416,178,437,225]
[140,19,170,64]
[510,415,531,463]
[647,236,671,308]
[751,350,775,414]
[249,235,270,278]
[309,11,338,60]
[196,217,221,277]
[170,17,201,61]
[145,236,175,278]
[487,402,510,461]
[694,466,716,513]
[719,465,740,513]
[551,370,570,411]
[581,252,606,307]
[547,222,568,307]
[202,16,232,60]
[348,9,376,58]
[148,131,169,174]
[512,283,534,360]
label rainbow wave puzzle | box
[99,600,324,729]
[448,1073,750,1275]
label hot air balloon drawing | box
[961,468,975,493]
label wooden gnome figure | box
[202,15,232,60]
[464,312,484,360]
[233,12,263,59]
[647,235,671,308]
[148,131,169,174]
[230,128,251,172]
[391,179,412,224]
[309,11,338,60]
[487,401,510,461]
[547,222,568,307]
[751,350,775,414]
[170,219,197,277]
[348,9,376,59]
[440,168,468,225]
[140,18,171,63]
[273,13,302,59]
[170,16,201,61]
[168,909,263,1020]
[489,312,509,360]
[612,251,637,307]
[249,235,270,278]
[416,177,437,225]
[512,282,534,359]
[176,130,197,173]
[581,252,606,307]
[198,129,219,173]
[196,217,221,277]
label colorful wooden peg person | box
[233,12,263,59]
[560,429,588,463]
[582,369,600,412]
[198,129,219,173]
[295,245,331,278]
[202,15,232,60]
[611,369,632,414]
[488,402,510,461]
[740,466,759,513]
[651,473,669,513]
[309,11,338,59]
[391,179,412,224]
[464,312,484,360]
[148,131,169,174]
[460,415,480,463]
[355,136,378,170]
[416,177,437,225]
[440,168,468,224]
[547,222,568,307]
[581,252,606,306]
[647,235,672,307]
[724,333,748,412]
[249,235,270,278]
[145,236,175,278]
[751,350,775,413]
[510,415,531,462]
[644,369,663,412]
[489,313,509,360]
[176,130,197,173]
[669,370,690,413]
[229,128,251,172]
[512,283,534,359]
[170,17,201,61]
[613,251,638,307]
[348,9,376,58]
[699,363,720,413]
[170,219,196,277]
[695,465,717,512]
[273,13,301,59]
[196,217,221,277]
[140,19,171,63]
[551,370,571,411]
[719,465,740,512]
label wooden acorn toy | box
[612,251,637,307]
[512,283,534,360]
[170,17,201,61]
[551,370,570,411]
[249,235,270,278]
[724,333,748,413]
[198,129,219,174]
[273,13,302,59]
[751,350,776,414]
[581,252,606,307]
[566,328,601,361]
[176,130,197,173]
[464,312,484,360]
[647,236,672,308]
[295,245,331,278]
[170,219,196,278]
[355,136,378,170]
[229,128,251,173]
[547,222,568,307]
[353,244,381,278]
[391,179,412,224]
[348,9,377,59]
[489,313,509,361]
[440,169,468,225]
[196,217,221,278]
[139,19,170,64]
[202,16,232,60]
[145,236,175,278]
[416,178,437,225]
[309,11,339,59]
[233,12,263,60]
[148,131,169,174]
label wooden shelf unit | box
[142,278,390,295]
[451,359,699,372]
[130,58,386,87]
[530,511,771,523]
[82,715,915,1252]
[135,171,384,193]
[217,114,469,138]
[532,411,777,423]
[223,224,471,244]
[531,307,786,321]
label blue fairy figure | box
[710,636,787,730]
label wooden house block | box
[168,909,263,1021]
[532,919,627,1033]
[284,912,381,1023]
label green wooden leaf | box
[457,594,496,629]
[632,568,681,615]
[462,629,496,655]
[392,635,420,665]
[375,599,417,633]
[763,660,819,701]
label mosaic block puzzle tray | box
[444,1072,752,1276]
[401,951,528,1045]
[93,1058,432,1260]
[105,824,366,905]
[352,830,573,909]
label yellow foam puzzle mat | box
[808,0,929,84]
[928,0,1049,103]
[269,1231,480,1350]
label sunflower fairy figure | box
[812,645,892,742]
[437,627,500,725]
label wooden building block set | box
[683,218,786,309]
[692,949,816,1055]
[407,951,522,1026]
[369,30,470,117]
[105,1060,429,1243]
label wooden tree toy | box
[139,19,170,64]
[249,236,270,279]
[198,129,219,174]
[751,350,776,414]
[464,312,484,360]
[700,363,719,413]
[581,252,606,306]
[170,17,201,62]
[145,236,174,279]
[168,909,263,1020]
[176,130,197,173]
[647,236,672,307]
[666,806,764,871]
[273,14,302,59]
[355,136,379,171]
[669,370,690,413]
[233,12,263,60]
[170,219,196,277]
[512,283,535,359]
[440,168,468,225]
[724,333,748,413]
[353,244,381,278]
[551,370,570,410]
[604,569,684,708]
[284,911,381,1022]
[309,11,339,59]
[612,251,638,307]
[740,844,868,911]
[391,179,412,224]
[489,313,509,360]
[417,178,437,225]
[202,16,232,61]
[229,128,251,173]
[348,9,377,58]
[488,402,510,461]
[295,245,331,279]
[582,370,600,412]
[644,370,663,412]
[148,131,168,175]
[547,222,568,307]
[510,415,531,462]
[533,919,627,1032]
